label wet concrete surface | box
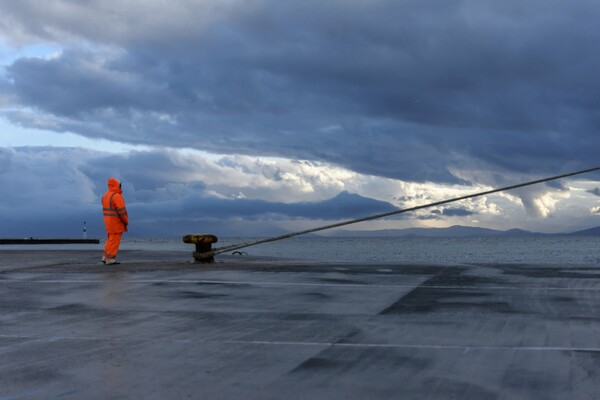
[1,250,600,399]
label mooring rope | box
[211,166,600,257]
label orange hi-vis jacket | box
[102,178,129,233]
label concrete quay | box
[1,249,600,399]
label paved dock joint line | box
[1,278,600,292]
[2,334,599,353]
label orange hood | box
[107,177,122,194]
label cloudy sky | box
[1,0,599,238]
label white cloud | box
[510,185,571,218]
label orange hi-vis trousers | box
[104,232,123,261]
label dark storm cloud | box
[441,208,475,217]
[2,0,600,184]
[80,150,208,201]
[5,50,172,117]
[545,181,569,191]
[0,147,12,170]
[587,188,600,197]
[418,207,475,220]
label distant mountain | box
[328,225,550,238]
[501,228,545,237]
[327,224,600,238]
[305,191,397,219]
[569,226,600,236]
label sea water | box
[5,236,598,265]
[125,236,600,264]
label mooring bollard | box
[182,234,218,263]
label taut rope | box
[208,166,600,258]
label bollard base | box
[193,251,215,263]
[183,234,218,263]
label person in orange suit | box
[101,178,128,264]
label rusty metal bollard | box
[183,234,218,263]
